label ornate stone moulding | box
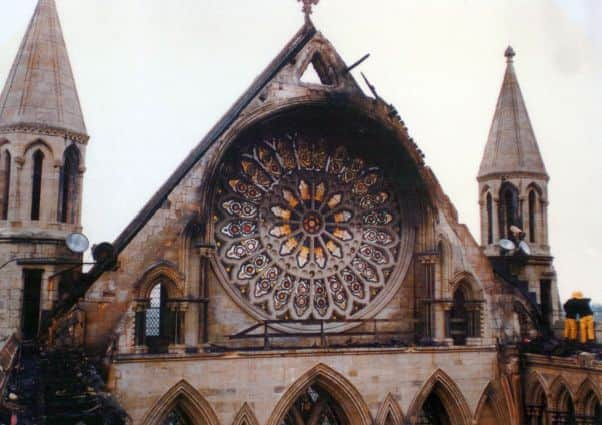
[0,122,89,144]
[210,109,417,332]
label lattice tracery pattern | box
[282,386,346,425]
[163,408,191,425]
[214,134,403,321]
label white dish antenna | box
[518,241,531,255]
[65,232,90,254]
[498,239,516,251]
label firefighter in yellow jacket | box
[573,291,596,344]
[563,293,579,341]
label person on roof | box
[563,293,579,341]
[573,291,596,344]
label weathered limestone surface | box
[0,3,599,425]
[0,0,87,339]
[111,348,499,425]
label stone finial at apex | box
[505,45,516,62]
[298,0,320,21]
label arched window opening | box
[449,289,468,346]
[486,193,493,244]
[438,241,449,287]
[417,392,451,425]
[31,149,44,221]
[551,390,576,425]
[58,146,80,223]
[448,285,481,345]
[525,382,547,425]
[580,392,602,425]
[146,284,163,337]
[162,406,192,425]
[498,183,520,240]
[143,282,175,353]
[282,385,349,425]
[476,398,500,425]
[529,190,537,243]
[1,150,11,220]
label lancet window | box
[550,389,576,425]
[447,283,481,345]
[162,407,192,425]
[1,150,10,220]
[58,145,80,223]
[528,190,537,243]
[498,182,520,240]
[417,393,451,425]
[282,386,348,425]
[31,149,44,221]
[134,278,186,353]
[525,380,547,425]
[486,192,493,244]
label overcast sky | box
[0,0,600,302]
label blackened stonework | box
[0,2,599,425]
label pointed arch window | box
[163,407,192,425]
[1,150,11,220]
[447,283,481,345]
[525,380,547,425]
[552,389,576,425]
[145,284,164,337]
[135,279,181,353]
[528,190,537,243]
[58,146,80,223]
[438,241,449,287]
[282,385,348,425]
[579,391,602,425]
[417,392,452,425]
[498,183,520,239]
[31,149,44,221]
[486,193,493,244]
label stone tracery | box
[214,132,404,321]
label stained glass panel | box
[145,284,162,337]
[214,132,405,322]
[281,386,346,425]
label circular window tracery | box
[213,132,407,322]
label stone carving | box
[214,133,404,321]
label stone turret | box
[478,47,560,329]
[478,46,550,255]
[0,0,88,339]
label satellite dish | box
[498,239,516,251]
[65,232,89,254]
[519,241,531,255]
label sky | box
[0,0,600,302]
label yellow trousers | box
[579,315,595,343]
[564,318,577,340]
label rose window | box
[213,134,405,322]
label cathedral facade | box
[0,1,600,425]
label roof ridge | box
[109,21,317,256]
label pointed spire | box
[0,0,87,139]
[478,46,547,180]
